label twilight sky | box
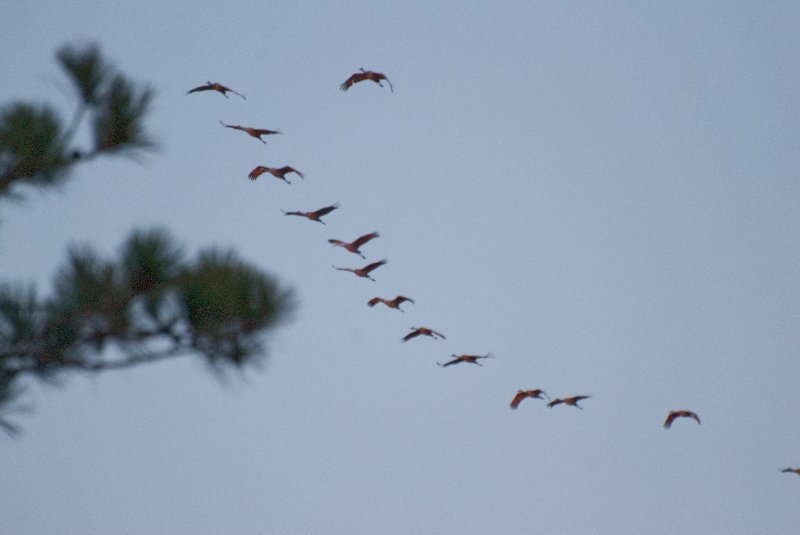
[2,2,800,534]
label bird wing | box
[340,72,366,91]
[396,296,414,304]
[248,166,268,180]
[254,128,281,136]
[187,83,212,94]
[432,330,446,339]
[510,391,527,409]
[362,260,387,273]
[689,411,701,425]
[367,297,383,307]
[219,120,244,131]
[402,330,420,342]
[282,210,304,217]
[280,166,303,178]
[663,412,678,429]
[547,399,563,408]
[313,204,339,217]
[351,232,379,248]
[328,239,346,247]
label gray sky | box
[2,1,799,534]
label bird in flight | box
[328,232,380,259]
[547,395,591,410]
[437,353,492,367]
[402,326,446,342]
[509,389,549,409]
[282,203,339,224]
[187,81,246,100]
[367,295,414,311]
[340,68,394,92]
[220,120,281,144]
[780,468,800,476]
[332,259,387,281]
[663,410,701,429]
[248,166,304,183]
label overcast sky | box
[2,2,800,534]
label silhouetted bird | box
[509,389,549,409]
[437,353,492,367]
[780,468,800,476]
[282,203,339,224]
[402,326,446,342]
[340,68,393,92]
[220,120,281,144]
[187,81,246,99]
[663,410,701,429]
[547,396,590,410]
[328,232,379,259]
[332,259,387,281]
[367,295,414,311]
[249,166,304,183]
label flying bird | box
[187,81,246,99]
[248,166,304,183]
[663,410,701,429]
[780,468,800,476]
[367,295,414,311]
[332,259,387,281]
[547,395,591,410]
[437,353,492,367]
[509,389,549,409]
[282,203,339,224]
[328,232,380,259]
[340,68,394,92]
[220,120,281,144]
[402,326,446,342]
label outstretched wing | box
[253,128,282,136]
[663,412,678,429]
[510,391,528,409]
[362,259,387,274]
[187,83,213,94]
[340,72,366,91]
[280,166,303,178]
[219,120,244,131]
[402,330,421,342]
[248,166,268,180]
[313,203,339,218]
[395,295,414,305]
[367,297,384,307]
[352,231,380,248]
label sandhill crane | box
[220,120,281,144]
[780,468,800,476]
[402,327,445,342]
[437,353,492,367]
[187,81,246,100]
[282,203,339,224]
[332,259,387,281]
[663,410,701,429]
[340,68,394,92]
[328,232,379,259]
[248,166,304,183]
[509,389,549,409]
[367,295,414,311]
[547,395,590,410]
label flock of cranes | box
[186,71,797,475]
